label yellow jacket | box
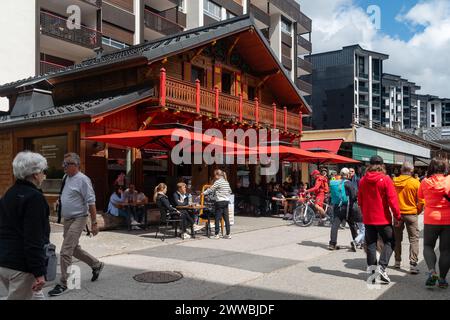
[393,175,424,214]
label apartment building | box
[426,96,450,127]
[306,45,388,129]
[381,73,421,130]
[0,0,312,111]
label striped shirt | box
[204,178,232,202]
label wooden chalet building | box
[0,15,310,213]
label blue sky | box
[353,0,424,40]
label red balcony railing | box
[144,9,184,36]
[159,69,302,134]
[40,61,67,75]
[40,11,101,49]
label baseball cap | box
[370,155,384,165]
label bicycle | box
[293,193,334,227]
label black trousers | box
[365,224,395,269]
[215,201,231,236]
[329,204,359,246]
[423,224,450,279]
[180,210,195,234]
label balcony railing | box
[158,71,303,134]
[296,79,313,95]
[297,58,312,74]
[297,36,312,52]
[40,11,101,49]
[372,74,381,81]
[40,61,67,75]
[359,100,369,106]
[358,72,369,79]
[359,86,369,93]
[144,9,184,36]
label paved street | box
[1,216,449,300]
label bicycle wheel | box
[293,204,315,227]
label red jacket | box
[307,175,328,196]
[358,171,401,225]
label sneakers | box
[350,241,357,252]
[426,272,439,288]
[181,233,191,240]
[394,261,401,269]
[48,284,68,297]
[193,225,205,232]
[131,226,141,231]
[91,262,104,282]
[438,278,449,289]
[410,263,419,275]
[214,234,220,239]
[223,234,232,239]
[377,266,391,284]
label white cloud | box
[300,0,450,97]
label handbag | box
[44,243,57,281]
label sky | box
[299,0,450,97]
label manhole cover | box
[133,271,183,284]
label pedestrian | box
[349,167,360,194]
[0,152,50,300]
[418,158,450,289]
[203,169,232,239]
[306,170,329,225]
[358,155,401,284]
[393,162,424,274]
[328,168,359,251]
[48,153,104,297]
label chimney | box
[10,89,54,118]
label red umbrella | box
[85,128,247,152]
[306,152,360,164]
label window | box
[248,86,256,101]
[358,56,365,73]
[178,0,186,13]
[281,17,292,35]
[25,135,68,193]
[431,114,435,123]
[191,66,205,87]
[221,70,233,94]
[431,104,435,112]
[204,0,221,20]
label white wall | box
[186,0,203,29]
[134,0,144,45]
[356,127,430,158]
[269,13,281,60]
[0,0,39,111]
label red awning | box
[309,152,360,164]
[85,129,247,151]
[301,139,343,154]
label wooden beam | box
[227,36,241,59]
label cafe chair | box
[155,203,182,242]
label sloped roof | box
[0,15,310,113]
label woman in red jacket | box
[418,158,450,289]
[358,155,401,284]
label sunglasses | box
[62,161,77,167]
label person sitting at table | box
[123,184,138,203]
[172,182,196,240]
[271,184,288,216]
[107,185,141,230]
[154,183,181,232]
[134,189,148,224]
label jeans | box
[365,224,395,270]
[180,211,195,234]
[394,214,420,265]
[329,204,359,246]
[423,224,450,279]
[215,201,231,236]
[355,223,366,245]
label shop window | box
[25,135,68,193]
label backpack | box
[329,179,348,206]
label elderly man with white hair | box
[48,152,104,297]
[0,151,50,300]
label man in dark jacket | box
[0,151,50,300]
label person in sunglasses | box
[48,153,104,297]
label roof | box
[0,15,311,113]
[309,44,389,60]
[0,88,154,129]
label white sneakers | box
[181,233,191,240]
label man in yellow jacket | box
[393,162,424,274]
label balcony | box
[359,100,369,107]
[40,11,101,49]
[296,79,313,96]
[40,61,67,75]
[373,74,381,81]
[144,9,184,36]
[297,36,312,53]
[359,86,369,93]
[269,0,312,34]
[249,4,270,27]
[159,75,302,134]
[297,57,312,75]
[372,87,380,95]
[358,72,369,80]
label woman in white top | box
[203,169,232,239]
